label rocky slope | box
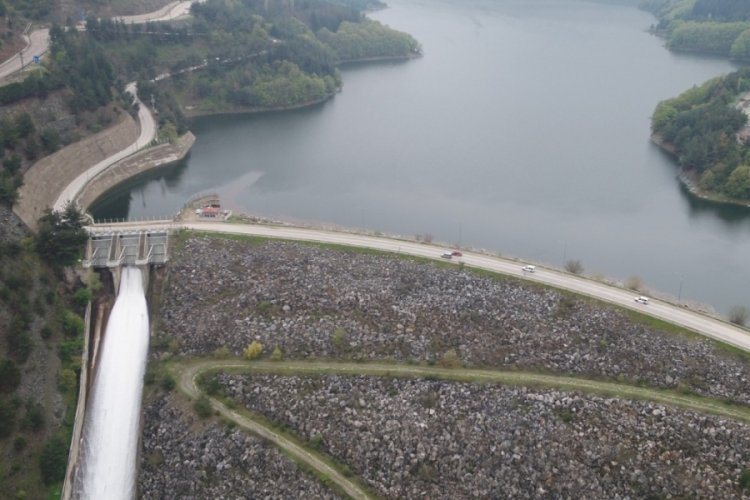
[159,236,750,404]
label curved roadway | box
[114,1,198,24]
[53,82,157,211]
[0,27,50,80]
[0,1,201,81]
[88,220,750,353]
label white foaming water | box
[76,267,150,500]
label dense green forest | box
[651,68,750,201]
[77,0,419,113]
[0,201,93,497]
[641,0,750,58]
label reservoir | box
[91,0,750,315]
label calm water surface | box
[92,0,750,314]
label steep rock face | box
[138,392,341,499]
[219,374,750,499]
[159,237,750,404]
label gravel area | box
[219,373,750,499]
[159,236,750,404]
[138,392,340,499]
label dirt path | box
[170,358,750,498]
[177,360,374,500]
[177,359,750,424]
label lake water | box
[91,0,750,315]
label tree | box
[243,340,263,360]
[194,395,212,418]
[270,345,283,361]
[439,348,460,368]
[39,434,68,485]
[724,165,750,199]
[35,203,88,267]
[729,305,748,325]
[0,359,21,393]
[625,276,643,291]
[565,259,584,275]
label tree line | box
[642,0,750,59]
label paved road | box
[0,0,202,81]
[53,81,157,211]
[114,0,199,23]
[0,27,49,80]
[178,360,373,500]
[88,220,750,352]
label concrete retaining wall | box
[61,301,93,500]
[77,132,196,212]
[14,113,139,230]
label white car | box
[521,265,536,273]
[634,296,649,305]
[441,252,453,259]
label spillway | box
[75,267,150,499]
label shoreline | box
[650,134,750,209]
[182,53,420,119]
[183,91,337,119]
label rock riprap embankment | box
[138,392,340,499]
[160,236,750,404]
[218,374,750,499]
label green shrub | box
[39,434,68,485]
[332,327,347,348]
[13,437,26,452]
[0,359,21,393]
[160,374,176,392]
[73,287,92,308]
[270,345,283,361]
[203,375,221,396]
[62,310,84,337]
[40,325,53,340]
[309,432,323,449]
[740,468,750,490]
[22,401,44,432]
[243,340,263,360]
[212,345,231,358]
[194,395,213,418]
[0,396,17,438]
[58,337,83,365]
[58,369,77,393]
[439,349,460,368]
[564,259,584,275]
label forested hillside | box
[641,0,750,58]
[651,68,750,201]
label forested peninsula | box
[651,68,750,203]
[644,0,750,204]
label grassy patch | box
[180,360,750,424]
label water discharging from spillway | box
[75,267,149,499]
